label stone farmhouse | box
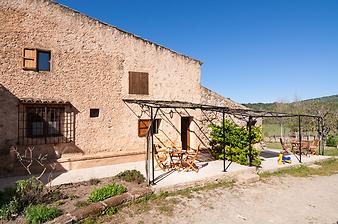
[0,0,246,174]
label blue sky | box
[56,0,338,103]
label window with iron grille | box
[18,104,75,145]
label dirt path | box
[104,174,338,224]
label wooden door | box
[181,117,192,151]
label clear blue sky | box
[56,0,338,103]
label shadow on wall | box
[0,83,18,154]
[0,84,84,179]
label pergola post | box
[298,115,302,163]
[149,107,160,185]
[222,111,226,172]
[150,107,155,185]
[146,123,151,186]
[317,117,321,155]
[248,116,253,167]
[320,117,325,156]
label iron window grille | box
[18,103,75,145]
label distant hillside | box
[244,94,338,111]
[244,94,338,135]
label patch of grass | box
[157,204,174,216]
[265,142,283,150]
[101,207,118,216]
[68,194,79,200]
[313,159,338,176]
[54,200,65,206]
[116,170,145,184]
[24,205,61,224]
[323,147,338,156]
[259,158,338,178]
[0,198,20,220]
[80,217,97,224]
[174,179,234,197]
[259,165,311,178]
[88,183,126,203]
[74,200,91,208]
[89,178,101,185]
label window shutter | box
[129,72,149,95]
[22,48,37,70]
[138,119,151,137]
[139,72,149,95]
[138,119,161,137]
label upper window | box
[22,48,51,71]
[129,72,149,95]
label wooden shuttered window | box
[138,119,161,137]
[22,48,51,71]
[129,72,149,95]
[22,48,37,70]
[138,119,151,137]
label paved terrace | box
[0,152,331,191]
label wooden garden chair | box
[279,138,291,154]
[154,144,169,171]
[182,145,201,173]
[167,143,184,170]
[309,139,319,155]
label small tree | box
[209,120,263,166]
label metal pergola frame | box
[123,99,324,186]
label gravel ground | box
[106,174,338,224]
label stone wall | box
[0,84,18,154]
[0,0,202,162]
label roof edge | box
[201,85,247,109]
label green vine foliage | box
[209,120,263,166]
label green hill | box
[244,94,338,112]
[244,94,338,141]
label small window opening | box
[90,109,100,118]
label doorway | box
[181,117,192,151]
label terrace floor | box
[0,149,332,191]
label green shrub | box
[101,207,118,216]
[24,205,61,224]
[15,177,45,207]
[327,134,338,147]
[116,170,145,183]
[0,187,16,208]
[88,183,126,203]
[0,198,20,220]
[209,120,263,166]
[0,177,65,221]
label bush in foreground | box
[209,120,263,166]
[88,183,126,203]
[24,205,61,224]
[116,170,145,184]
[0,177,65,221]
